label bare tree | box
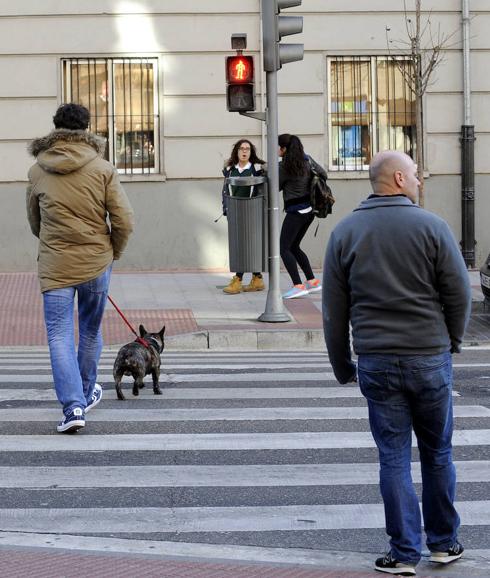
[386,0,458,206]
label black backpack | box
[309,159,335,218]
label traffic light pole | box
[258,69,290,323]
[230,0,303,322]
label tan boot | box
[243,274,265,292]
[223,275,242,294]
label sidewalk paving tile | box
[0,271,488,347]
[0,548,411,578]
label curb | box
[166,329,326,350]
[165,329,490,351]
[472,300,489,314]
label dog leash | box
[107,295,150,348]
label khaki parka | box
[27,129,134,292]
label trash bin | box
[224,175,267,273]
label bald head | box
[369,151,419,202]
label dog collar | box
[135,336,150,348]
[136,336,160,352]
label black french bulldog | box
[113,324,165,401]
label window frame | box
[61,56,161,177]
[326,55,417,173]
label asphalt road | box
[0,346,488,575]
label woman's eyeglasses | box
[238,147,251,152]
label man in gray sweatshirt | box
[323,151,471,576]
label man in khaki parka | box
[27,103,134,433]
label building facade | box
[0,0,489,271]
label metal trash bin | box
[224,175,267,273]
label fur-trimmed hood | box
[29,129,107,175]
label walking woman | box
[278,133,326,299]
[222,139,266,294]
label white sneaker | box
[85,383,102,413]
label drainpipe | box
[461,0,476,267]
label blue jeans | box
[43,265,112,415]
[357,352,459,564]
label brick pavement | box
[0,548,450,578]
[0,270,488,347]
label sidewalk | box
[0,270,488,348]
[1,535,488,578]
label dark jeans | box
[357,352,459,564]
[280,211,315,285]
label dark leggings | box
[236,273,261,279]
[280,211,315,285]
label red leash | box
[107,295,149,348]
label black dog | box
[113,325,165,401]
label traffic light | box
[226,55,255,112]
[262,0,304,72]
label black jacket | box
[279,155,327,209]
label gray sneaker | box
[430,541,464,564]
[374,552,416,575]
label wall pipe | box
[461,0,476,267]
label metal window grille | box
[328,56,416,171]
[62,57,159,175]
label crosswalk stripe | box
[0,387,364,401]
[0,405,487,422]
[0,372,335,383]
[3,361,490,370]
[0,460,488,488]
[1,501,489,533]
[0,387,461,401]
[0,351,330,357]
[2,430,489,452]
[0,363,333,370]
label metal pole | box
[462,0,471,127]
[461,0,475,268]
[258,69,290,322]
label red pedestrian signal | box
[226,56,254,83]
[226,55,255,112]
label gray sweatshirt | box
[323,195,472,384]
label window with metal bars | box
[327,56,416,171]
[62,57,159,175]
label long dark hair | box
[278,133,308,176]
[225,139,265,168]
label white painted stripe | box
[453,363,490,368]
[0,501,488,533]
[2,348,486,358]
[2,430,488,452]
[3,361,490,370]
[0,359,332,372]
[0,533,487,572]
[0,405,486,422]
[0,372,335,383]
[0,387,364,401]
[1,354,488,369]
[0,351,330,358]
[0,461,487,489]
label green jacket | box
[27,129,134,292]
